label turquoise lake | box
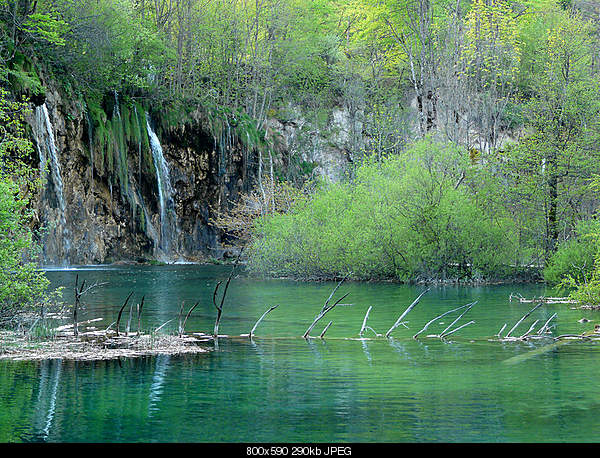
[1,265,599,442]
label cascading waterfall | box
[145,113,179,259]
[33,103,70,263]
[85,106,94,192]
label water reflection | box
[148,355,171,417]
[32,360,62,441]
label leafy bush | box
[0,89,54,325]
[248,139,518,282]
[543,220,599,285]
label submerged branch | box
[250,304,280,338]
[386,288,430,338]
[115,292,134,337]
[359,306,373,337]
[413,302,471,339]
[505,302,543,338]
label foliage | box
[249,139,517,281]
[543,220,599,285]
[0,88,53,324]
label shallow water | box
[1,265,599,443]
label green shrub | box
[543,220,599,285]
[0,89,54,324]
[248,139,518,282]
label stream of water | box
[1,265,599,442]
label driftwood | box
[413,302,473,339]
[250,305,279,338]
[319,321,333,338]
[359,306,373,337]
[385,288,430,338]
[504,302,543,338]
[510,293,575,304]
[115,292,134,337]
[303,276,349,339]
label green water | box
[1,265,600,443]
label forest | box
[2,0,600,322]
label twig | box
[115,291,134,337]
[359,306,373,337]
[505,302,543,338]
[320,321,333,338]
[250,305,279,338]
[413,303,472,339]
[439,301,477,338]
[386,288,430,338]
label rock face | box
[27,86,358,266]
[29,88,252,266]
[266,103,364,182]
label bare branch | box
[250,304,279,338]
[386,288,430,338]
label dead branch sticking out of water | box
[137,296,145,335]
[439,302,478,339]
[249,305,280,338]
[320,321,333,338]
[303,292,350,338]
[115,292,134,337]
[181,301,201,337]
[73,275,106,337]
[413,302,473,339]
[213,248,244,337]
[303,276,350,339]
[359,306,373,337]
[495,303,559,342]
[504,302,543,338]
[385,288,431,338]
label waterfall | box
[145,113,178,259]
[33,103,70,263]
[85,107,94,191]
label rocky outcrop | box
[28,86,252,266]
[27,83,360,266]
[266,103,364,182]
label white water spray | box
[145,113,178,258]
